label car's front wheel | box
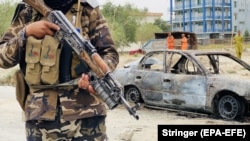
[125,86,142,103]
[218,95,245,120]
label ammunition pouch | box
[25,36,42,85]
[14,70,29,111]
[24,35,60,85]
[40,35,61,84]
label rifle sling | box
[29,78,80,90]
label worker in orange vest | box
[166,32,175,49]
[181,34,188,50]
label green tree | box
[102,2,145,48]
[136,23,161,44]
[154,18,171,32]
[0,1,17,37]
[110,22,127,52]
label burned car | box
[113,49,250,120]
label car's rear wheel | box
[218,95,244,120]
[125,86,142,103]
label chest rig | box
[24,2,86,86]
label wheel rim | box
[218,95,239,119]
[126,87,140,103]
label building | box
[143,12,163,23]
[169,0,250,40]
[232,0,250,33]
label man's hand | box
[25,21,60,39]
[78,74,96,94]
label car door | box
[134,51,168,105]
[134,51,207,110]
[165,52,207,109]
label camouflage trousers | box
[25,107,108,141]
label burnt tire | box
[218,95,244,120]
[125,87,142,103]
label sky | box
[0,0,170,20]
[98,0,170,20]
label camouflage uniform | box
[0,1,118,140]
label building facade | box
[141,12,163,23]
[170,0,250,39]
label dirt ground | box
[0,48,250,141]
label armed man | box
[0,0,122,140]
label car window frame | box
[166,51,204,75]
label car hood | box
[122,58,141,70]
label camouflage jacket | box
[0,2,119,121]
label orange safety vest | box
[166,36,175,49]
[181,37,188,50]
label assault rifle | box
[23,0,140,120]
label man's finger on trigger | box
[52,23,60,30]
[47,21,60,31]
